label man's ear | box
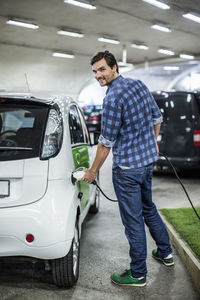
[112,64,117,73]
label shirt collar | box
[106,75,123,94]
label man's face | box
[92,58,118,86]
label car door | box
[68,104,90,211]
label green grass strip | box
[160,207,200,260]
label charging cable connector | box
[71,167,86,185]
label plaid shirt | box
[98,75,162,168]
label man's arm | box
[154,123,161,139]
[83,143,110,183]
[154,123,161,154]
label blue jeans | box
[112,164,172,278]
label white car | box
[0,94,99,287]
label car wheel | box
[89,175,100,214]
[52,220,80,288]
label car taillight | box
[41,109,63,159]
[88,116,100,121]
[26,234,34,243]
[193,130,200,146]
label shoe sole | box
[152,254,174,266]
[111,278,146,287]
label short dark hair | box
[90,50,119,73]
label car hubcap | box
[73,226,79,277]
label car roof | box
[0,93,76,108]
[152,90,200,96]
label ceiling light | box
[158,49,174,55]
[151,24,171,32]
[98,37,120,44]
[57,29,84,38]
[52,52,75,59]
[142,0,170,10]
[182,12,200,24]
[6,18,39,29]
[118,62,133,67]
[180,54,194,60]
[64,0,96,10]
[131,43,149,50]
[163,66,180,71]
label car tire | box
[89,175,100,214]
[52,220,80,288]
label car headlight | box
[40,108,63,159]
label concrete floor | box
[0,153,199,299]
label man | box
[83,51,173,287]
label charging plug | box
[73,170,85,181]
[71,167,85,185]
[71,167,97,186]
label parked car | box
[152,91,200,171]
[82,104,102,133]
[0,94,99,288]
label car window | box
[69,105,84,145]
[154,93,193,125]
[78,108,89,144]
[0,104,48,161]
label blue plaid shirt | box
[98,75,162,168]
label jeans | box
[112,163,172,278]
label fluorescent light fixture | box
[64,0,96,10]
[57,29,84,38]
[52,52,75,59]
[131,43,149,50]
[6,19,39,29]
[163,66,180,71]
[118,62,133,67]
[183,12,200,24]
[151,24,171,32]
[180,54,194,60]
[158,48,174,55]
[142,0,170,10]
[98,37,120,44]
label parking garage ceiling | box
[0,0,200,66]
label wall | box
[0,44,93,100]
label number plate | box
[0,181,10,198]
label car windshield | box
[0,102,48,161]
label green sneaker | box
[111,269,146,286]
[152,249,174,266]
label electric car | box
[0,94,99,287]
[153,91,200,171]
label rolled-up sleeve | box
[98,92,122,148]
[98,134,115,147]
[153,115,163,125]
[148,90,163,124]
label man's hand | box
[83,143,110,184]
[83,169,97,184]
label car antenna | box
[24,73,31,93]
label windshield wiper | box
[0,147,33,151]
